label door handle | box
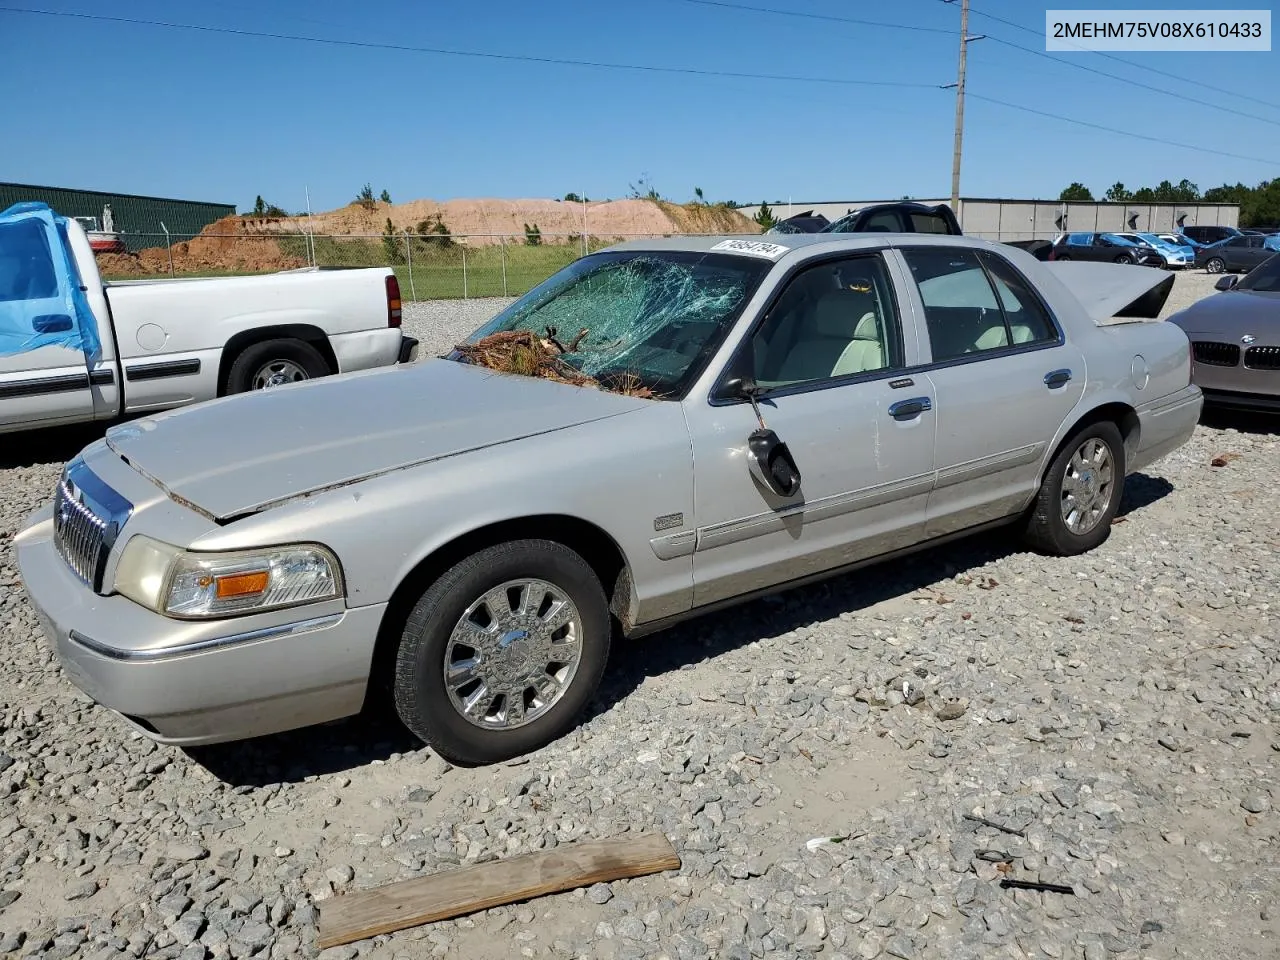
[1044,368,1072,388]
[888,396,932,420]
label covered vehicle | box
[1167,253,1280,411]
[16,233,1200,764]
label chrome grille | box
[1244,345,1280,370]
[51,458,133,592]
[53,478,108,587]
[1191,341,1240,367]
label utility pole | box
[943,0,984,215]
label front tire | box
[1021,422,1125,556]
[1205,257,1225,274]
[393,540,611,765]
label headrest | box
[812,288,875,338]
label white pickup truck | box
[1,203,417,435]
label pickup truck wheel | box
[1021,422,1125,556]
[393,539,610,765]
[227,338,328,394]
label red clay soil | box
[96,216,306,277]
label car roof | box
[603,232,1000,262]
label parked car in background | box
[1,203,416,435]
[1049,232,1164,266]
[16,232,1200,763]
[1168,253,1280,411]
[1157,232,1204,254]
[818,201,962,236]
[767,211,830,235]
[1182,224,1242,245]
[1114,232,1191,269]
[1195,234,1277,274]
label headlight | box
[114,536,343,619]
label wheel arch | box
[1041,400,1140,484]
[218,324,338,395]
[365,514,633,709]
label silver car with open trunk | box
[16,233,1202,764]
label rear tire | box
[1205,257,1225,274]
[1021,422,1125,556]
[226,338,329,394]
[393,539,611,765]
[1054,254,1071,261]
[1113,254,1133,265]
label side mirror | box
[1215,275,1238,291]
[721,374,802,498]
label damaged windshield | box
[453,250,770,398]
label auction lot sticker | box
[711,239,791,259]
[1046,10,1270,51]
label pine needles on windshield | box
[453,330,656,398]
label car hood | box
[1166,291,1280,343]
[104,358,651,520]
[1042,261,1175,321]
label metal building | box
[736,197,1240,242]
[0,182,236,251]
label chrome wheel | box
[444,579,583,730]
[1206,258,1225,274]
[1060,438,1115,536]
[251,359,309,389]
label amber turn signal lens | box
[214,571,270,599]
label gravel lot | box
[0,271,1276,960]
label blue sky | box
[2,1,1276,212]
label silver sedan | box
[16,234,1202,764]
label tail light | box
[386,275,402,328]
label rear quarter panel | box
[1002,249,1196,473]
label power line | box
[0,5,939,89]
[959,0,1280,112]
[679,0,953,35]
[680,0,1280,127]
[976,35,1280,129]
[967,93,1277,165]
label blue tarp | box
[0,201,101,361]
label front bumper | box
[16,506,385,746]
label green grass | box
[102,237,624,299]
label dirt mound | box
[270,198,760,246]
[95,216,306,276]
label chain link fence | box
[94,230,730,301]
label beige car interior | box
[752,265,891,386]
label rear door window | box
[862,210,905,232]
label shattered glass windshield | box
[456,250,771,398]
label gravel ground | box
[0,270,1276,960]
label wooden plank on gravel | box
[317,831,681,949]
